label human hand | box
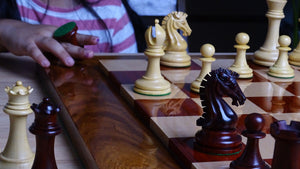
[0,19,99,67]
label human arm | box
[0,19,99,67]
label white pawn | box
[0,81,35,169]
[134,19,171,96]
[228,32,253,79]
[268,35,294,79]
[191,44,216,93]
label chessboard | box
[41,53,300,169]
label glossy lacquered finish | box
[41,55,180,169]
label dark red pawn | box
[230,113,270,169]
[29,98,61,169]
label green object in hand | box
[53,22,77,38]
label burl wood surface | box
[40,54,180,169]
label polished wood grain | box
[40,55,181,169]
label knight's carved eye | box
[219,73,229,81]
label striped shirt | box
[16,0,137,53]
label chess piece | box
[228,32,253,79]
[29,98,61,169]
[133,19,171,96]
[0,81,34,169]
[270,120,300,169]
[289,18,300,66]
[230,113,270,169]
[289,43,300,66]
[190,43,216,93]
[160,11,192,67]
[253,0,287,66]
[53,21,80,46]
[268,35,294,78]
[195,68,246,155]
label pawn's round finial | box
[200,43,215,58]
[245,113,265,132]
[235,32,249,45]
[278,35,291,47]
[155,19,159,24]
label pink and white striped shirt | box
[16,0,137,53]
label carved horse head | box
[215,68,246,106]
[198,68,246,130]
[161,11,191,50]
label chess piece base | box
[160,51,191,67]
[253,48,278,67]
[190,80,201,93]
[230,156,270,169]
[194,129,242,155]
[134,77,171,96]
[268,66,294,79]
[228,66,253,79]
[0,154,34,169]
[289,50,300,66]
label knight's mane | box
[161,13,172,30]
[199,71,214,115]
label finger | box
[24,43,50,67]
[76,34,99,46]
[36,37,75,67]
[61,43,94,59]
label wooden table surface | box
[0,53,82,168]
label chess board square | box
[136,98,202,117]
[99,59,147,72]
[255,69,300,82]
[286,82,300,96]
[162,70,199,84]
[150,116,200,146]
[223,97,267,114]
[121,84,189,106]
[242,82,294,97]
[271,112,300,123]
[162,60,202,71]
[109,71,145,85]
[247,96,299,113]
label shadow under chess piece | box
[133,19,171,96]
[253,0,287,66]
[0,81,34,169]
[228,32,253,79]
[268,35,294,79]
[160,11,192,67]
[195,68,246,155]
[191,43,215,93]
[230,113,270,169]
[270,120,300,169]
[29,98,61,169]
